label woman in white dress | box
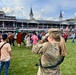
[26,35,31,48]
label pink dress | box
[31,35,38,45]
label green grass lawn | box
[2,39,76,75]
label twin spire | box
[29,7,63,21]
[59,10,63,21]
[29,7,34,20]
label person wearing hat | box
[0,34,12,75]
[32,28,67,75]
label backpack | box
[0,42,7,57]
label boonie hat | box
[46,28,61,36]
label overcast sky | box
[0,0,76,20]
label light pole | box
[21,7,24,29]
[42,9,44,20]
[42,9,45,29]
[21,7,24,18]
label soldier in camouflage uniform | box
[32,28,67,75]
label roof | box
[16,18,61,24]
[29,7,33,16]
[17,18,76,25]
[59,11,63,18]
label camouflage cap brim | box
[45,28,61,36]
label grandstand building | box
[0,8,76,33]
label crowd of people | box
[0,28,76,75]
[0,28,75,48]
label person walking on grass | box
[32,28,67,75]
[16,31,22,47]
[0,34,12,75]
[71,32,75,43]
[26,34,31,48]
[31,31,38,46]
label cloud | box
[1,0,76,19]
[2,7,14,14]
[34,15,43,20]
[46,17,54,21]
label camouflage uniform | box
[32,41,61,75]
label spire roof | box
[29,7,33,16]
[59,11,63,18]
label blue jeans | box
[0,60,10,75]
[72,37,75,43]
